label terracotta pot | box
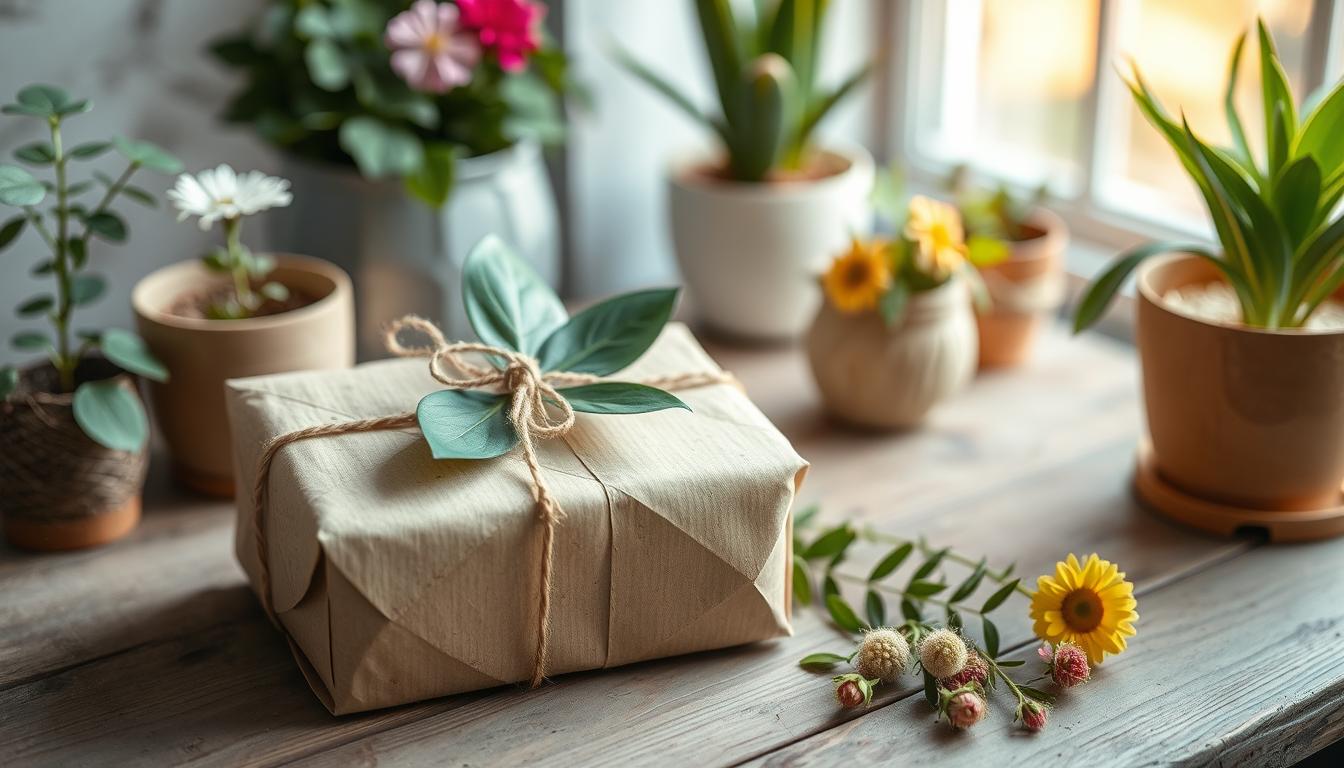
[974,208,1068,369]
[1137,253,1344,512]
[1,359,147,551]
[668,145,875,341]
[806,279,978,428]
[133,254,354,496]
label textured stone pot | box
[1137,253,1344,511]
[974,208,1068,369]
[806,279,978,428]
[669,145,874,341]
[0,358,146,551]
[269,141,559,358]
[133,254,354,496]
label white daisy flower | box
[167,164,293,231]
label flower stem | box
[832,571,992,616]
[858,527,1032,596]
[982,653,1030,708]
[224,217,253,312]
[49,116,74,392]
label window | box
[888,0,1344,251]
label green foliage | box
[616,0,870,181]
[0,83,172,452]
[414,236,687,460]
[200,220,289,320]
[1076,20,1344,331]
[209,0,575,207]
[945,164,1048,245]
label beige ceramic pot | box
[1137,253,1344,512]
[807,279,978,428]
[133,254,354,496]
[0,359,147,551]
[975,208,1068,369]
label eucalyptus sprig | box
[1076,19,1344,331]
[0,84,177,452]
[412,236,688,459]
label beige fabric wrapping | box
[225,323,809,715]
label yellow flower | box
[903,195,968,279]
[822,238,891,313]
[1030,554,1137,665]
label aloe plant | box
[1075,20,1344,332]
[615,0,869,182]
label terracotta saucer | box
[1133,441,1344,542]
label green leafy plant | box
[944,164,1050,267]
[414,235,688,458]
[1075,20,1344,332]
[0,84,176,451]
[615,0,870,182]
[210,0,576,208]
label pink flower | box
[945,691,986,729]
[1041,642,1091,688]
[457,0,544,72]
[940,651,989,690]
[385,0,481,93]
[1020,700,1049,732]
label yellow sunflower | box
[903,195,968,280]
[1030,553,1138,665]
[822,238,892,313]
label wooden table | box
[3,323,1342,767]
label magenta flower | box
[457,0,545,72]
[385,0,481,93]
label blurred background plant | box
[615,0,869,182]
[944,165,1049,246]
[208,0,577,207]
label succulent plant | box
[616,0,869,182]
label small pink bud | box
[1020,700,1048,732]
[836,680,864,709]
[945,691,986,729]
[1049,642,1091,688]
[940,651,989,689]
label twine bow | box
[251,315,732,688]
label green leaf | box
[112,137,183,173]
[461,234,567,355]
[949,559,987,603]
[1019,686,1057,705]
[338,117,424,179]
[0,216,24,250]
[1294,78,1344,180]
[798,652,848,669]
[2,85,88,118]
[792,64,870,158]
[416,389,518,460]
[557,382,689,415]
[101,328,168,382]
[17,294,53,316]
[295,4,337,38]
[72,379,148,452]
[0,366,16,400]
[14,142,55,165]
[1223,33,1255,174]
[823,572,840,601]
[825,594,865,634]
[84,211,126,242]
[946,607,963,631]
[794,504,819,529]
[118,185,157,208]
[69,141,112,159]
[536,288,679,375]
[905,580,946,599]
[901,598,921,623]
[68,237,87,268]
[980,578,1021,614]
[0,164,46,206]
[305,39,350,91]
[865,588,885,628]
[911,548,948,581]
[70,274,105,305]
[982,617,1000,658]
[404,143,456,208]
[1257,20,1297,176]
[259,282,290,302]
[967,235,1010,268]
[1074,241,1203,332]
[923,670,938,707]
[803,525,854,560]
[1274,155,1321,246]
[612,45,723,138]
[793,555,811,605]
[12,330,51,350]
[997,659,1025,668]
[878,282,908,327]
[868,542,913,582]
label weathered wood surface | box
[0,325,1334,767]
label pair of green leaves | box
[415,236,687,461]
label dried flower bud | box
[940,650,989,689]
[944,690,986,729]
[918,628,968,681]
[832,673,878,709]
[1042,642,1090,688]
[1019,699,1048,732]
[855,628,911,683]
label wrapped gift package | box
[226,323,809,714]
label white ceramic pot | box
[806,279,978,428]
[269,141,560,358]
[668,145,875,341]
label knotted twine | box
[251,315,733,688]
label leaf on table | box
[826,594,865,634]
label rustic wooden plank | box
[742,538,1344,768]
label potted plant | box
[617,0,874,340]
[1075,22,1344,536]
[945,168,1068,369]
[132,165,355,497]
[209,0,575,352]
[807,195,981,428]
[0,84,178,550]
